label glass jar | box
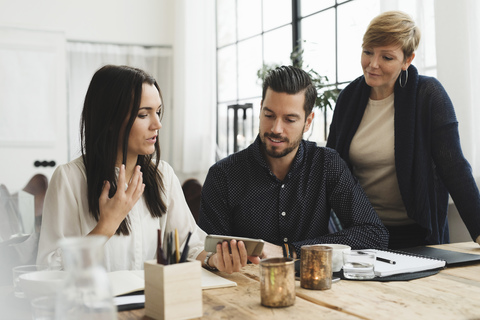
[55,235,116,319]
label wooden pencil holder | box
[144,259,202,320]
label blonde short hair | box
[362,11,420,61]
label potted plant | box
[257,44,339,141]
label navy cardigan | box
[327,65,480,244]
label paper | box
[201,268,237,290]
[109,270,145,297]
[370,249,446,277]
[113,294,145,306]
[108,267,236,297]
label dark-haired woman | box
[37,65,256,273]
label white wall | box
[0,0,174,45]
[0,0,216,188]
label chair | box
[182,179,202,223]
[0,175,48,285]
[0,184,23,241]
[21,174,48,233]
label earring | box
[399,69,408,88]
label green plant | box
[257,45,340,112]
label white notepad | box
[109,268,237,297]
[369,249,446,277]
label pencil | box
[175,228,180,264]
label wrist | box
[282,243,296,259]
[203,252,217,271]
[89,221,116,238]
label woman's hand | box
[89,165,145,237]
[210,240,260,274]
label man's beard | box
[260,126,304,159]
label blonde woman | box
[327,11,480,249]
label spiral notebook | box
[370,249,446,277]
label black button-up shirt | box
[199,136,388,256]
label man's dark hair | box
[262,65,317,116]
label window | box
[216,0,435,158]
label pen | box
[166,232,172,264]
[358,251,396,265]
[157,229,162,264]
[157,229,167,265]
[376,257,396,265]
[175,228,180,264]
[179,231,192,263]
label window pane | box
[263,0,292,31]
[238,37,263,99]
[422,0,436,76]
[223,100,258,156]
[300,0,335,17]
[237,98,260,150]
[238,0,262,40]
[337,0,379,83]
[217,102,229,159]
[240,97,261,145]
[217,45,237,102]
[301,10,336,83]
[264,25,293,66]
[217,0,236,47]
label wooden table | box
[2,242,480,319]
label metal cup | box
[259,257,295,307]
[300,245,332,290]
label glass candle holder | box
[300,245,332,290]
[259,257,295,307]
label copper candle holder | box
[300,245,332,290]
[259,257,295,307]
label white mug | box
[317,244,351,272]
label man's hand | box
[211,240,260,274]
[259,241,284,259]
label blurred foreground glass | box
[259,257,295,308]
[12,264,48,298]
[55,236,116,320]
[343,250,376,280]
[300,245,332,290]
[31,295,56,320]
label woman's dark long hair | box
[80,65,166,235]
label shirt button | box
[283,237,288,242]
[281,184,285,188]
[281,211,286,216]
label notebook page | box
[370,249,446,277]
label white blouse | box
[36,157,206,271]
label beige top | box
[349,94,414,226]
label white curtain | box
[66,42,173,163]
